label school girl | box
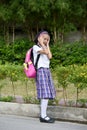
[33,30,56,123]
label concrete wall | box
[64,31,87,43]
[0,102,87,123]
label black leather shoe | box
[40,116,55,123]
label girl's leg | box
[40,99,50,120]
[40,98,55,123]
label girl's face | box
[38,33,50,46]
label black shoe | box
[40,116,55,123]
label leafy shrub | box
[51,41,87,68]
[0,63,23,79]
[23,96,40,104]
[0,96,13,102]
[0,39,33,64]
[0,40,87,67]
[0,63,87,106]
[54,64,87,103]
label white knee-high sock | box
[40,99,48,118]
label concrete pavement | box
[0,114,87,130]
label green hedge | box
[51,42,87,68]
[0,39,33,65]
[0,39,87,68]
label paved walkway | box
[0,114,87,130]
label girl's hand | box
[47,40,49,47]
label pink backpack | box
[23,47,40,78]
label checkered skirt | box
[36,68,56,99]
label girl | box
[33,30,56,123]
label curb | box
[0,102,87,124]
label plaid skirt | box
[36,68,56,99]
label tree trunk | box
[82,26,86,44]
[12,24,15,43]
[76,87,79,107]
[53,26,57,43]
[5,25,9,45]
[4,25,6,43]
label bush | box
[23,96,40,104]
[55,64,87,103]
[0,40,87,67]
[0,63,87,107]
[51,41,87,68]
[0,96,13,102]
[0,39,33,65]
[0,63,24,83]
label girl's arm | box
[46,43,52,59]
[37,35,52,59]
[38,44,52,59]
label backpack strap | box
[34,54,40,70]
[34,44,41,70]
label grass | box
[1,77,87,102]
[1,78,36,97]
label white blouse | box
[33,45,50,69]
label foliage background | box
[0,0,87,44]
[0,40,87,66]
